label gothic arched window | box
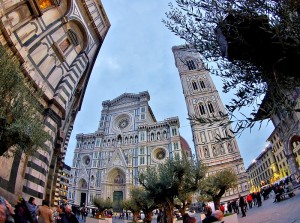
[150,133,154,141]
[163,131,167,139]
[130,136,133,143]
[200,80,206,88]
[192,81,198,90]
[157,132,161,140]
[117,135,122,144]
[208,102,215,113]
[186,60,196,70]
[199,103,206,115]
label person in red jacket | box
[219,204,225,213]
[246,194,253,209]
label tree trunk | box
[143,210,153,223]
[98,210,104,218]
[133,211,140,223]
[214,188,226,210]
[180,202,187,216]
[213,197,221,210]
[162,200,174,223]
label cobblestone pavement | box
[237,188,300,223]
[80,189,300,223]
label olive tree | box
[175,192,193,216]
[0,44,49,157]
[200,169,238,210]
[164,0,300,137]
[130,187,158,223]
[93,197,113,217]
[122,198,140,223]
[139,155,206,223]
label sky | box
[65,0,274,168]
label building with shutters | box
[246,145,278,192]
[0,0,110,206]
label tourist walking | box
[37,200,54,223]
[65,206,79,223]
[14,198,32,223]
[80,207,86,220]
[227,201,232,213]
[232,200,238,214]
[257,191,262,207]
[26,197,38,223]
[239,194,246,217]
[246,194,253,209]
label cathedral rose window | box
[152,147,167,162]
[82,155,90,166]
[118,119,129,129]
[156,151,165,160]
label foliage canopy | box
[200,169,238,210]
[93,197,113,217]
[121,197,141,223]
[130,187,158,223]
[164,0,300,136]
[139,155,206,223]
[0,45,49,157]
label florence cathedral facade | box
[172,45,249,200]
[69,91,191,208]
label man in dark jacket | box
[65,206,79,223]
[239,195,246,217]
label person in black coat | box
[57,205,79,223]
[202,210,224,223]
[256,192,262,207]
[239,195,246,217]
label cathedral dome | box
[180,136,192,157]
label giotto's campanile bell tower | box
[172,45,249,199]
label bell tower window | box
[208,102,214,113]
[200,80,206,88]
[199,103,206,115]
[187,60,196,70]
[192,81,198,90]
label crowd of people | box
[199,176,299,222]
[0,196,82,223]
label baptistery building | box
[0,0,110,205]
[69,91,191,209]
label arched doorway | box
[108,168,126,212]
[78,178,88,206]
